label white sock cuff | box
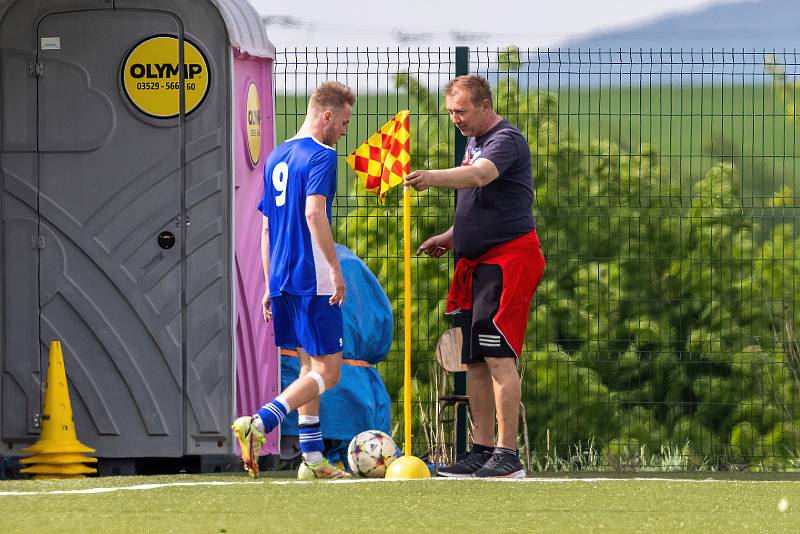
[274,395,290,413]
[306,371,326,395]
[303,451,324,464]
[251,414,265,433]
[298,415,320,426]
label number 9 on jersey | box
[272,162,289,207]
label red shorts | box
[446,230,545,361]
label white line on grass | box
[0,476,784,496]
[0,481,254,496]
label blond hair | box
[446,75,493,107]
[309,81,356,111]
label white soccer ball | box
[347,430,398,478]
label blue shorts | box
[271,294,343,356]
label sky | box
[250,0,748,49]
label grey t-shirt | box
[453,119,536,259]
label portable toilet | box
[0,0,280,467]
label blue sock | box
[255,396,289,434]
[299,420,324,460]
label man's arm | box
[261,215,272,322]
[404,158,499,191]
[305,194,346,305]
[416,226,454,257]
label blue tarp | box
[280,244,392,444]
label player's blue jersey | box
[257,136,338,296]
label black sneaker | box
[473,449,526,478]
[437,448,493,478]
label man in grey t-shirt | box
[454,117,536,259]
[405,75,545,478]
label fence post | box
[453,46,468,458]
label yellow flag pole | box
[403,185,412,456]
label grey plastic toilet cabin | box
[0,0,276,464]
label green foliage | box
[335,51,800,468]
[497,46,521,73]
[766,53,800,125]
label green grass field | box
[1,472,798,533]
[555,84,800,198]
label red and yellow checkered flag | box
[346,110,410,203]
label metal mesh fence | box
[274,47,800,471]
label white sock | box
[252,414,265,433]
[298,415,320,426]
[274,395,290,412]
[303,451,324,464]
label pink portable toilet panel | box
[233,51,280,455]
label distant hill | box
[562,0,797,53]
[504,0,799,86]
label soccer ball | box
[347,430,398,478]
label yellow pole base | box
[384,455,431,479]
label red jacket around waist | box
[446,229,545,356]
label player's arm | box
[404,158,498,191]
[305,194,346,305]
[261,215,272,322]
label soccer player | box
[232,81,355,479]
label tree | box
[336,48,800,467]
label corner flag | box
[346,110,410,202]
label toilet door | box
[34,9,187,456]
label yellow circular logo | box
[246,82,262,166]
[122,35,210,118]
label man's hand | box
[404,169,435,191]
[416,233,452,257]
[262,290,272,322]
[329,269,346,306]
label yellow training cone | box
[20,453,98,465]
[21,341,96,479]
[384,455,431,479]
[18,463,96,475]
